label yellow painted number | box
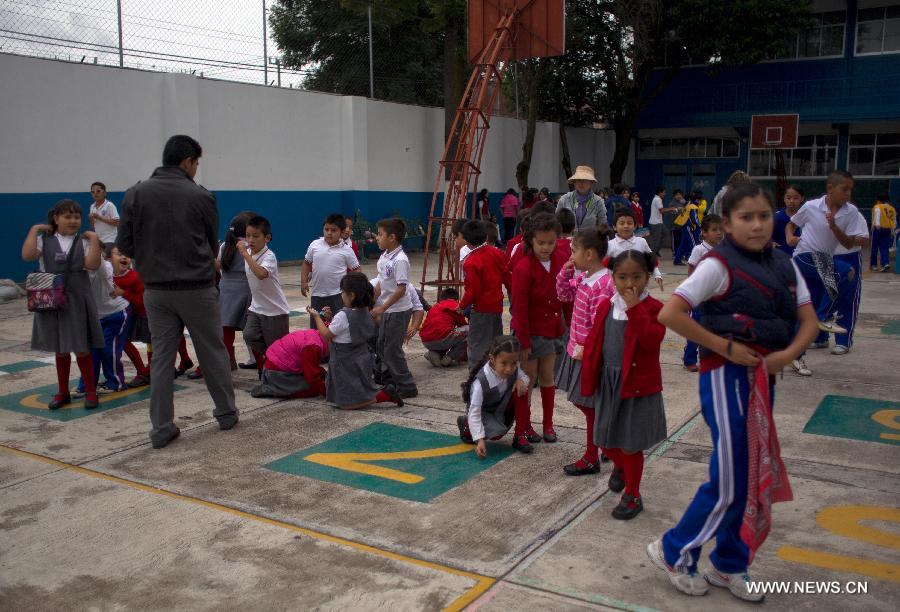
[871,409,900,441]
[305,443,472,484]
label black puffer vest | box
[699,237,798,356]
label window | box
[770,11,847,59]
[849,132,900,176]
[856,5,900,54]
[638,137,740,159]
[748,134,837,177]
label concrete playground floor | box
[1,251,898,611]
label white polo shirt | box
[676,257,811,309]
[375,246,412,313]
[791,197,869,256]
[607,235,662,279]
[649,195,664,225]
[687,241,715,267]
[90,199,119,244]
[304,237,360,297]
[246,247,291,316]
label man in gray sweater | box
[117,135,238,449]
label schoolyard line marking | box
[0,444,494,612]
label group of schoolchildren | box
[21,165,890,603]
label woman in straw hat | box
[556,166,612,232]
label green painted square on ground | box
[881,319,900,336]
[0,360,49,374]
[803,395,900,446]
[0,380,186,422]
[265,422,515,502]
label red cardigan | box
[459,245,511,314]
[510,249,567,348]
[580,295,665,398]
[419,299,468,342]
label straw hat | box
[569,165,597,182]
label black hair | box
[246,215,272,238]
[324,213,346,230]
[827,169,853,187]
[655,186,665,195]
[451,218,467,236]
[439,287,460,301]
[556,208,576,234]
[721,182,774,217]
[614,183,629,196]
[614,208,637,224]
[785,184,805,198]
[531,201,555,216]
[523,188,538,206]
[540,187,550,196]
[877,193,891,202]
[484,222,499,245]
[162,134,202,167]
[90,181,106,192]
[102,242,116,259]
[701,213,722,232]
[673,189,683,196]
[523,212,561,253]
[608,249,655,275]
[572,226,610,260]
[461,335,521,403]
[47,199,82,235]
[478,188,489,199]
[462,220,487,246]
[220,211,256,271]
[340,271,375,309]
[377,217,407,242]
[506,187,517,196]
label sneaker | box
[524,427,542,444]
[71,389,86,399]
[48,393,71,410]
[646,539,709,596]
[563,459,601,476]
[424,351,443,367]
[511,435,533,454]
[791,358,812,376]
[238,360,257,370]
[439,354,459,367]
[882,265,892,272]
[128,374,150,388]
[703,567,765,603]
[808,340,829,349]
[683,364,699,372]
[457,415,474,444]
[543,427,558,443]
[830,345,849,355]
[98,383,118,394]
[817,318,847,335]
[611,494,643,520]
[608,467,625,493]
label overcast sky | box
[0,0,302,86]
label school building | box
[633,0,900,211]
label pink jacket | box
[265,329,328,373]
[556,267,614,357]
[499,193,519,218]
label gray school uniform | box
[555,351,601,410]
[377,309,417,395]
[471,366,517,439]
[251,369,310,398]
[326,308,379,406]
[467,311,502,372]
[218,245,252,329]
[31,235,104,354]
[593,312,667,450]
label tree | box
[593,0,812,183]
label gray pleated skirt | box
[218,277,252,329]
[593,364,666,450]
[251,369,310,398]
[31,285,104,354]
[326,341,379,406]
[555,352,602,410]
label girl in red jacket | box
[580,250,667,520]
[511,212,567,450]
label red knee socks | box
[223,327,236,361]
[123,342,149,376]
[602,447,624,470]
[621,451,645,499]
[513,393,530,437]
[577,405,599,464]
[75,354,96,398]
[54,354,71,396]
[540,386,555,433]
[253,350,265,374]
[177,337,191,367]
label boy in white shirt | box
[240,215,291,376]
[89,181,119,246]
[372,218,418,398]
[608,208,664,291]
[302,213,360,328]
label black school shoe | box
[611,494,643,520]
[524,428,542,444]
[457,415,474,444]
[48,393,71,410]
[512,435,534,454]
[218,416,239,431]
[608,467,625,493]
[563,459,601,476]
[152,427,180,449]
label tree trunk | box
[609,117,633,185]
[515,59,545,191]
[559,121,572,181]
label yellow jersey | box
[675,203,699,227]
[873,201,896,229]
[698,199,708,220]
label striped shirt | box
[556,267,614,358]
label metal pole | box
[276,59,281,87]
[116,0,123,67]
[368,4,374,98]
[262,0,268,84]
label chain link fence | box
[0,0,439,102]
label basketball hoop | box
[751,114,799,206]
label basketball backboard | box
[467,0,565,63]
[750,114,799,149]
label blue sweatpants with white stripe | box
[674,226,697,264]
[814,252,861,349]
[93,308,131,391]
[661,363,773,574]
[793,252,854,324]
[682,310,702,366]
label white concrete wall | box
[0,53,630,195]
